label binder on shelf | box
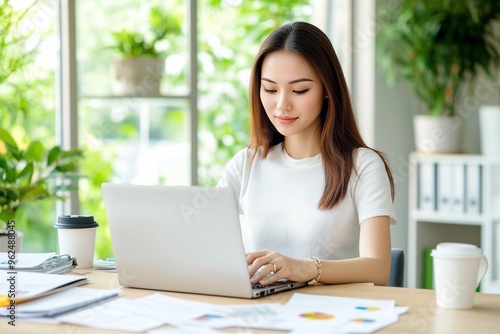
[451,163,465,213]
[437,163,454,212]
[465,164,482,214]
[491,166,500,215]
[418,161,436,211]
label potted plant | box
[376,0,500,153]
[0,129,83,252]
[109,6,182,97]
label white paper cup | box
[55,215,98,268]
[431,243,488,309]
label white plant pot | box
[112,57,165,96]
[479,105,500,156]
[413,115,463,154]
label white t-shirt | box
[217,143,397,260]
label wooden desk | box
[2,269,499,334]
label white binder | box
[465,164,482,214]
[437,163,454,212]
[418,162,436,211]
[451,164,465,213]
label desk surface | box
[2,268,499,334]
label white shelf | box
[408,152,500,294]
[412,212,482,225]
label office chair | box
[388,248,405,287]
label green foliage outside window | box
[0,0,40,127]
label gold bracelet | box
[308,256,322,285]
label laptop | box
[101,183,307,298]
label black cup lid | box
[54,215,98,229]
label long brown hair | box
[249,21,394,209]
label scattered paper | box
[57,297,165,332]
[149,326,225,334]
[177,293,402,333]
[185,303,283,329]
[7,287,406,334]
[57,293,217,332]
[261,293,399,333]
[112,293,217,325]
[10,317,61,324]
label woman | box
[217,21,396,286]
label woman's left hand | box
[247,249,316,285]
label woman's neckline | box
[277,143,321,167]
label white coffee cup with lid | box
[54,215,99,268]
[431,242,488,309]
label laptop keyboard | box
[252,281,283,289]
[250,267,293,290]
[252,278,294,290]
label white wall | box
[350,0,414,255]
[373,64,414,251]
[459,75,500,154]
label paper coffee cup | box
[431,243,488,309]
[55,215,98,268]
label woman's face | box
[260,51,324,140]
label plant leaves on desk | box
[0,127,84,223]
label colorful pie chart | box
[197,314,226,321]
[299,311,334,320]
[355,306,380,311]
[352,318,376,323]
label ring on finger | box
[271,262,277,273]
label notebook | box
[101,183,307,299]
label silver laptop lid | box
[102,183,254,298]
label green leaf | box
[0,210,15,224]
[54,163,76,173]
[59,148,84,159]
[6,189,19,203]
[5,167,16,183]
[19,185,50,203]
[0,158,7,171]
[17,162,34,181]
[47,146,61,166]
[25,140,44,162]
[0,127,19,151]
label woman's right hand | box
[247,249,317,285]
